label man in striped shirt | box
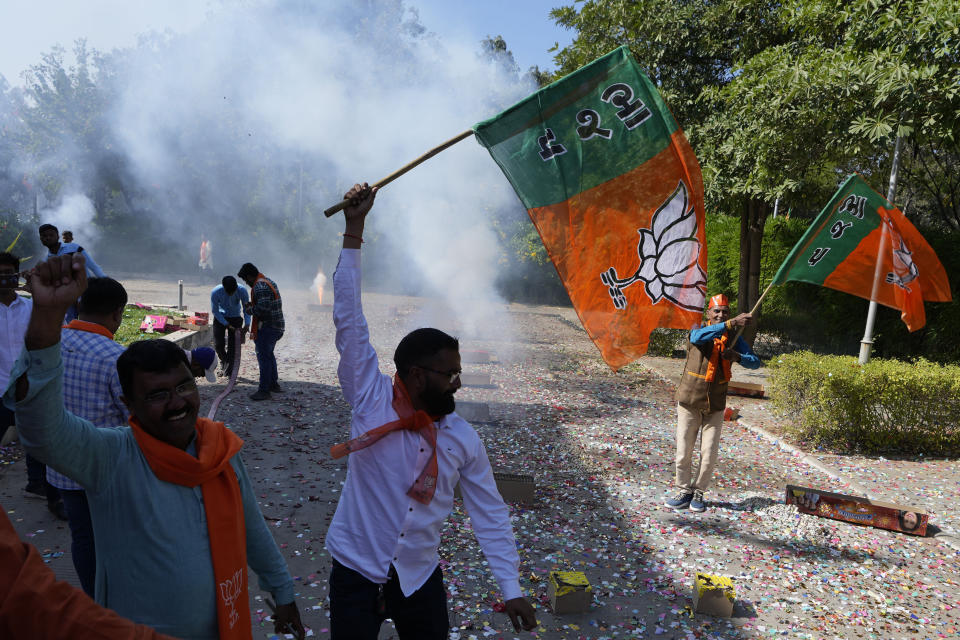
[49,277,129,596]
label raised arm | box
[332,184,390,417]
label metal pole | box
[178,280,184,311]
[858,136,902,364]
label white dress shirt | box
[325,249,522,600]
[0,294,32,390]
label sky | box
[0,0,575,84]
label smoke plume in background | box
[3,0,552,342]
[39,193,98,243]
[107,0,534,338]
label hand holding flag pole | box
[323,130,474,217]
[729,281,774,345]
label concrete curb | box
[738,417,960,553]
[161,326,213,351]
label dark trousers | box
[25,454,60,504]
[254,325,282,392]
[329,559,448,640]
[213,316,243,372]
[60,489,96,596]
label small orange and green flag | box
[771,174,951,331]
[473,46,706,370]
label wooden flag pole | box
[323,129,475,217]
[731,280,775,344]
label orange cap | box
[709,294,729,308]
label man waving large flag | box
[771,174,951,332]
[473,46,706,370]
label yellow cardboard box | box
[693,572,735,617]
[548,570,591,614]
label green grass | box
[115,306,184,346]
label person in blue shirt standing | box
[38,223,106,322]
[666,294,761,513]
[210,276,250,379]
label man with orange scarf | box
[666,294,760,513]
[324,184,538,639]
[4,253,305,639]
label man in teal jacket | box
[4,254,305,640]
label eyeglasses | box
[414,365,462,384]
[142,380,198,405]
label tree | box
[551,0,960,340]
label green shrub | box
[769,351,960,456]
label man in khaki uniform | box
[666,294,760,512]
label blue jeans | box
[254,325,282,392]
[60,489,96,596]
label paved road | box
[2,280,957,639]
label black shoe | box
[270,383,283,393]
[24,483,46,500]
[48,500,68,521]
[249,391,271,401]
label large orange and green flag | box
[473,46,706,370]
[771,174,951,331]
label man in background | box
[666,294,760,513]
[48,277,130,596]
[0,252,63,519]
[238,262,283,401]
[62,230,74,243]
[38,223,106,322]
[211,276,250,379]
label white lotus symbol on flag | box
[600,181,706,311]
[886,238,919,292]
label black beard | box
[421,386,456,416]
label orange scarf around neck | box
[704,332,732,383]
[249,274,278,340]
[129,417,249,640]
[330,376,440,504]
[63,319,114,340]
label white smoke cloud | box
[105,0,533,339]
[39,193,98,244]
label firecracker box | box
[693,572,736,617]
[195,312,209,320]
[139,315,168,332]
[459,373,494,388]
[456,401,491,423]
[493,472,535,504]
[454,471,535,504]
[727,381,764,398]
[786,485,929,536]
[723,406,740,421]
[187,316,208,326]
[547,571,591,614]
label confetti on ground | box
[2,279,957,639]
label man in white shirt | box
[0,252,62,518]
[325,184,538,639]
